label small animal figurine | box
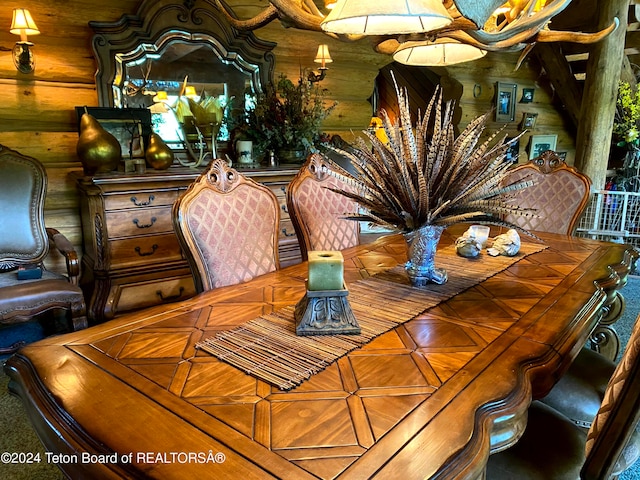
[487,229,521,257]
[455,235,482,258]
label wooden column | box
[574,0,629,189]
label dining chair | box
[286,152,360,261]
[502,150,592,235]
[540,249,639,425]
[486,312,640,479]
[172,158,280,293]
[0,145,87,355]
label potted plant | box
[325,77,535,287]
[233,73,337,164]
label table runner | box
[197,242,547,390]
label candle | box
[307,250,344,291]
[468,225,490,247]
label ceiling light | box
[321,0,453,35]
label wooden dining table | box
[4,226,633,480]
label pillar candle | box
[307,250,344,291]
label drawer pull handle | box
[157,287,185,302]
[281,228,296,237]
[135,244,158,256]
[133,217,157,229]
[130,195,155,206]
[281,204,288,213]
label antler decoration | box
[206,0,617,56]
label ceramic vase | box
[404,224,448,286]
[236,140,253,164]
[277,148,306,165]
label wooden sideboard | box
[76,166,301,323]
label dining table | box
[3,226,634,480]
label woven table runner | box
[197,242,547,390]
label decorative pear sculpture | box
[76,111,121,174]
[145,133,174,170]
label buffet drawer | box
[112,274,196,314]
[105,206,174,238]
[104,189,179,210]
[279,217,297,241]
[109,233,184,269]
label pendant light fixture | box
[393,38,487,66]
[321,0,453,35]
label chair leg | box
[70,300,88,331]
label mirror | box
[89,0,276,156]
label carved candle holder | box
[294,283,360,336]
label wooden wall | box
[0,0,574,273]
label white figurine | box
[487,229,521,257]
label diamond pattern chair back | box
[502,150,591,235]
[286,153,360,261]
[172,159,280,293]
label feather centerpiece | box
[323,76,537,286]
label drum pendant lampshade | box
[321,0,453,35]
[393,38,487,66]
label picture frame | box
[505,137,520,163]
[520,88,535,103]
[75,107,152,160]
[495,82,517,122]
[520,112,538,130]
[529,134,558,159]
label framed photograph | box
[505,137,520,163]
[75,107,152,160]
[529,134,558,159]
[520,88,535,103]
[495,82,517,122]
[520,112,538,130]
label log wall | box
[0,0,574,273]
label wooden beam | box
[534,43,583,130]
[574,0,630,189]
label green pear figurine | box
[76,112,122,174]
[145,133,174,170]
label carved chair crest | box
[532,150,568,174]
[202,159,240,193]
[306,153,330,182]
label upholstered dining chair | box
[172,158,280,293]
[502,150,592,235]
[286,153,360,261]
[0,145,88,355]
[486,312,640,479]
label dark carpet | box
[1,276,639,479]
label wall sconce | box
[10,8,40,74]
[308,44,332,83]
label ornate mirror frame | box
[89,0,276,108]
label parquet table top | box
[4,226,630,480]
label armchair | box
[0,145,87,355]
